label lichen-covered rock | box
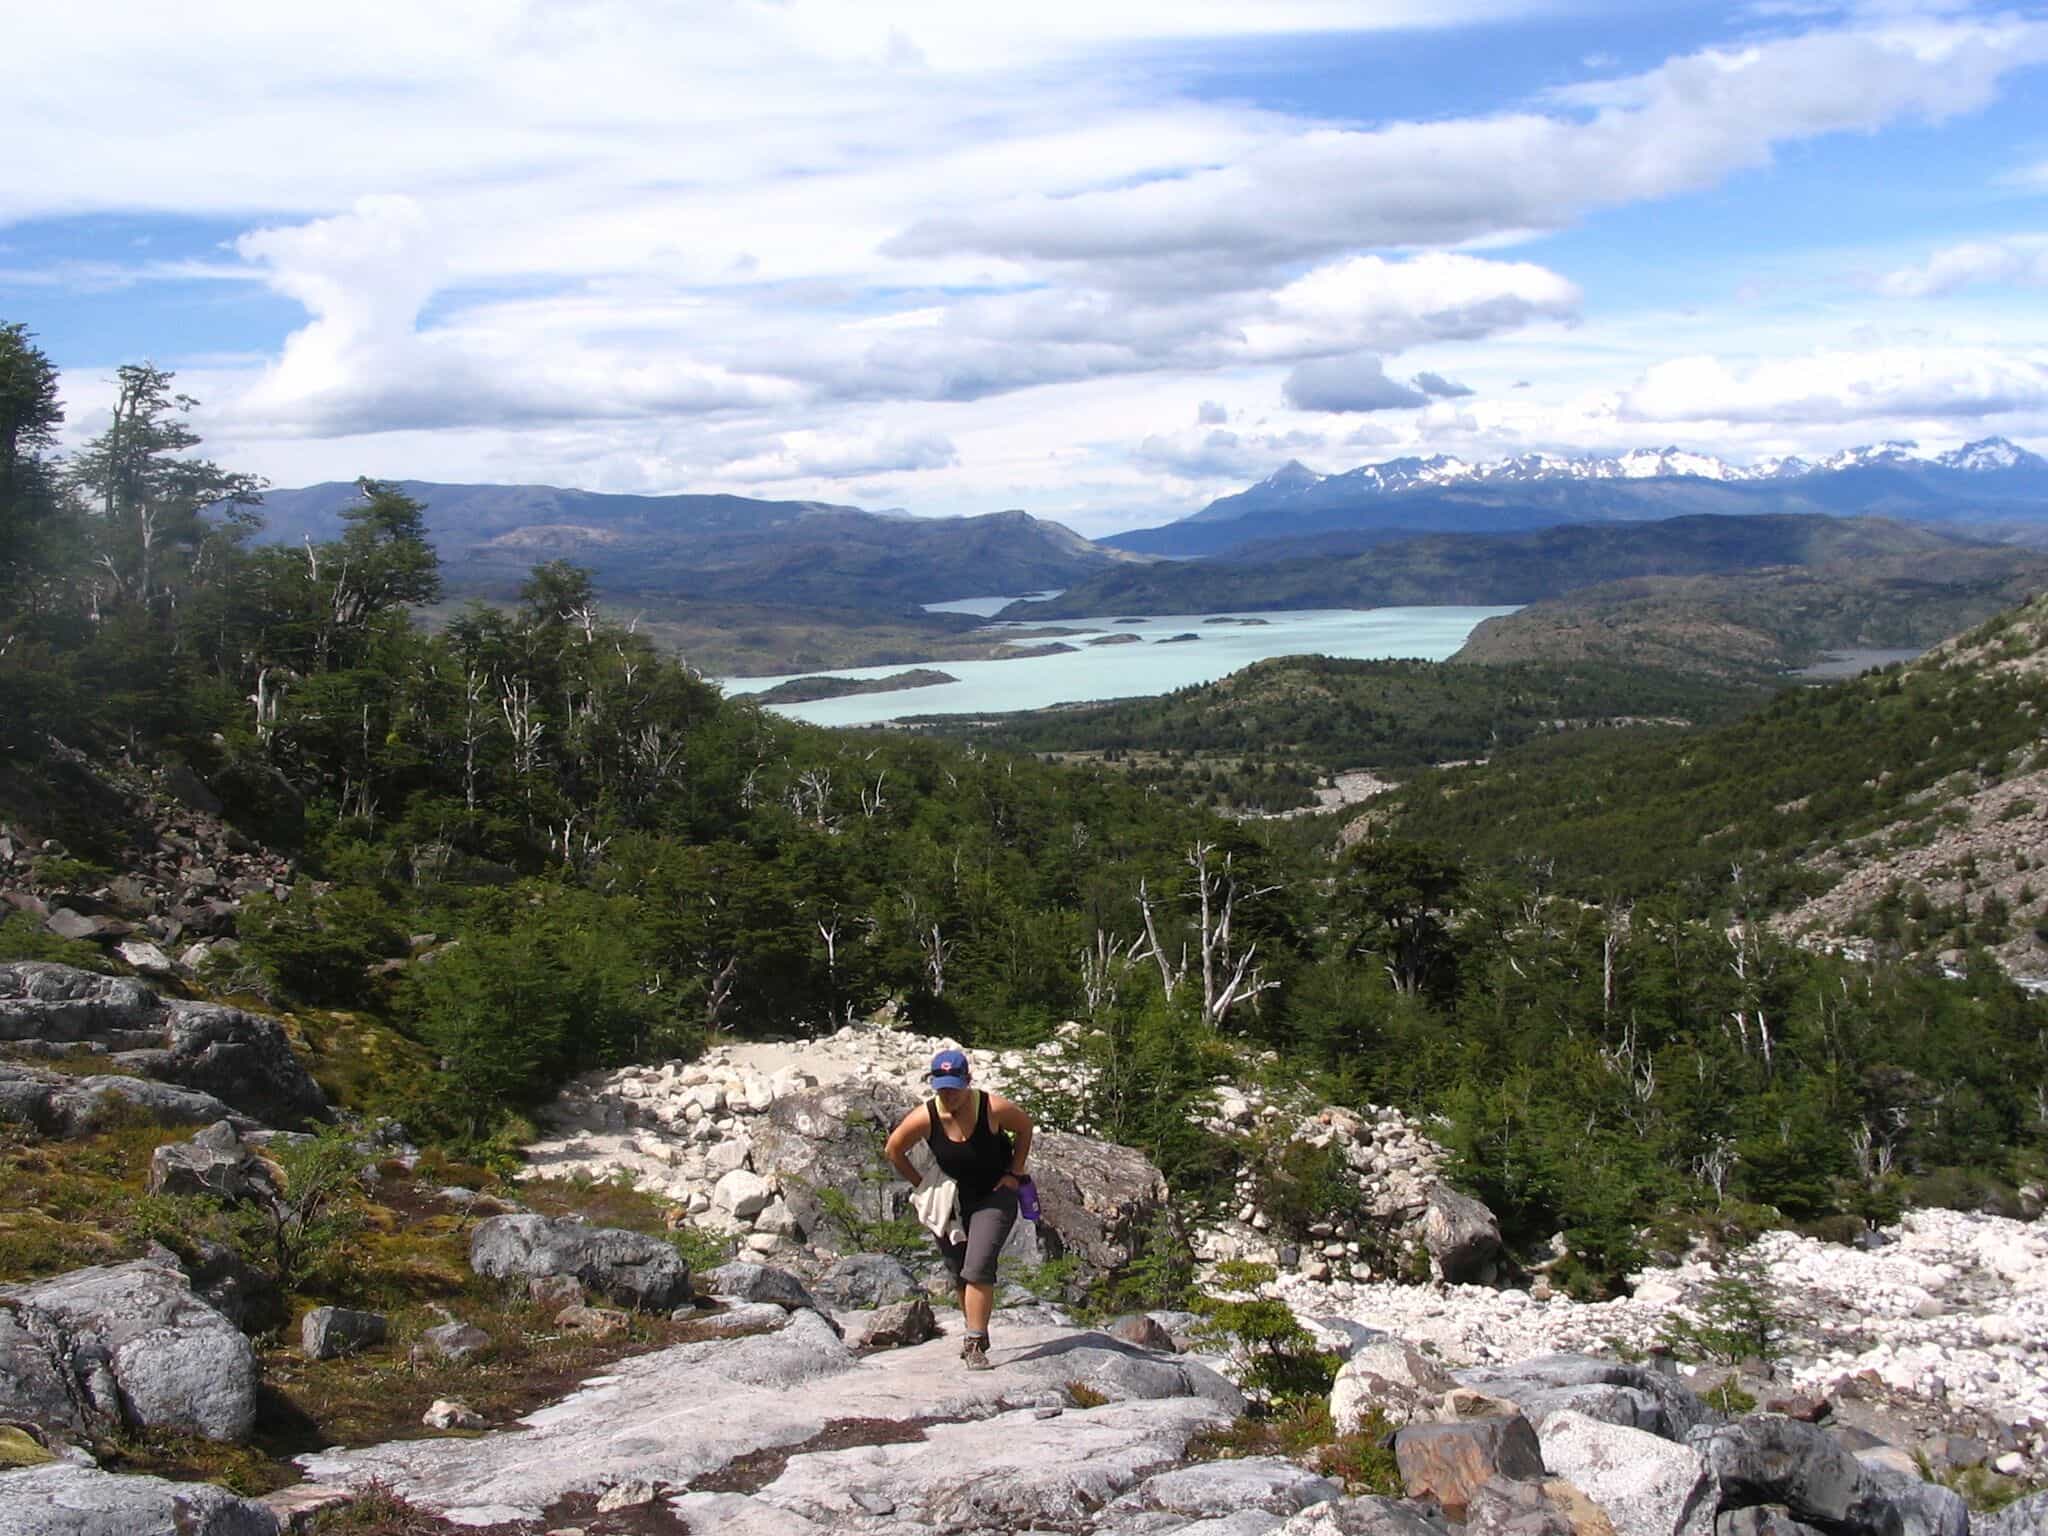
[468,1214,690,1311]
[0,1462,280,1536]
[0,1261,257,1442]
[411,1323,492,1365]
[0,964,326,1128]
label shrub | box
[230,1123,370,1291]
[1192,1260,1340,1409]
[1657,1248,1787,1366]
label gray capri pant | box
[936,1186,1020,1286]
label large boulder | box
[1393,1414,1543,1521]
[702,1262,820,1313]
[1330,1338,1457,1433]
[1458,1355,1716,1441]
[1422,1185,1502,1284]
[1689,1416,1966,1536]
[1539,1410,1716,1536]
[0,964,325,1128]
[0,1462,279,1536]
[811,1253,924,1311]
[0,1261,258,1442]
[468,1214,691,1311]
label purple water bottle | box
[1016,1175,1040,1222]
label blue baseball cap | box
[927,1049,971,1089]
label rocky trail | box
[4,963,2048,1536]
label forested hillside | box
[3,324,2045,1300]
[921,655,1758,811]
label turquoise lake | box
[719,604,1518,728]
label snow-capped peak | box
[1937,437,2035,473]
[1819,441,1928,473]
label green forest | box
[4,321,2045,1297]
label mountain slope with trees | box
[3,320,2045,1318]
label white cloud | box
[1617,347,2048,423]
[716,429,960,483]
[14,4,2048,528]
[1878,236,2048,297]
[890,17,2048,273]
[1284,355,1430,412]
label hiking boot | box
[961,1335,993,1371]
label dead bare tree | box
[1080,929,1147,1018]
[1134,843,1282,1029]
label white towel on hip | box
[911,1178,967,1245]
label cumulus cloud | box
[1617,347,2048,423]
[229,197,789,436]
[1284,354,1430,413]
[1878,236,2048,297]
[1196,399,1229,424]
[1414,371,1475,398]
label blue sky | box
[5,0,2047,535]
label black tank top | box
[925,1091,1012,1201]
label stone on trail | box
[1393,1413,1544,1521]
[422,1400,486,1431]
[811,1252,924,1311]
[703,1260,821,1313]
[1690,1414,1965,1536]
[0,1462,280,1536]
[1107,1312,1178,1352]
[468,1213,690,1311]
[848,1297,938,1351]
[688,1301,789,1337]
[1538,1409,1716,1536]
[713,1168,774,1220]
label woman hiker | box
[884,1047,1034,1371]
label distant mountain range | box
[1106,437,2048,557]
[1012,513,2036,619]
[250,480,1145,610]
